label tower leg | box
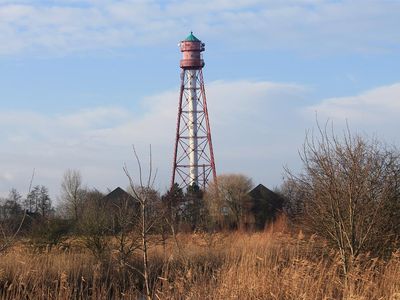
[171,70,185,188]
[199,70,217,184]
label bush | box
[285,125,400,274]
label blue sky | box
[1,0,400,200]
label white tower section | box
[188,70,199,186]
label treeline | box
[0,171,267,255]
[0,171,218,256]
[0,186,53,219]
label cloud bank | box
[0,0,399,55]
[308,83,400,142]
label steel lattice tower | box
[171,32,217,190]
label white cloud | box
[308,83,400,122]
[306,82,400,144]
[0,79,307,199]
[58,107,131,128]
[0,0,399,55]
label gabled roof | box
[102,187,135,203]
[184,32,200,42]
[249,184,284,209]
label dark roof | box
[249,184,284,209]
[102,187,135,204]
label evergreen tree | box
[25,185,53,217]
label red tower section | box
[171,32,217,190]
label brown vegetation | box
[0,227,399,299]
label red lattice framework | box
[171,69,217,190]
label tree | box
[1,189,26,253]
[277,178,307,223]
[25,185,53,217]
[111,193,141,267]
[0,170,34,254]
[124,146,165,300]
[37,186,52,218]
[78,189,110,259]
[162,183,184,227]
[1,188,23,220]
[60,169,85,221]
[24,185,39,213]
[180,183,208,230]
[285,125,400,275]
[205,174,253,229]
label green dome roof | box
[185,32,200,42]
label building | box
[247,184,284,230]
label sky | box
[1,0,400,201]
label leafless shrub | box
[285,123,400,275]
[124,145,165,300]
[111,195,141,267]
[0,170,34,254]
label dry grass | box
[0,229,399,299]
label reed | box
[0,231,399,299]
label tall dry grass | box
[0,229,399,299]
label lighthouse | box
[171,32,217,190]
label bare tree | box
[205,174,253,229]
[124,146,161,300]
[60,169,85,221]
[111,194,141,267]
[279,177,308,222]
[0,170,34,254]
[0,188,23,220]
[285,124,400,275]
[0,189,23,253]
[78,189,110,259]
